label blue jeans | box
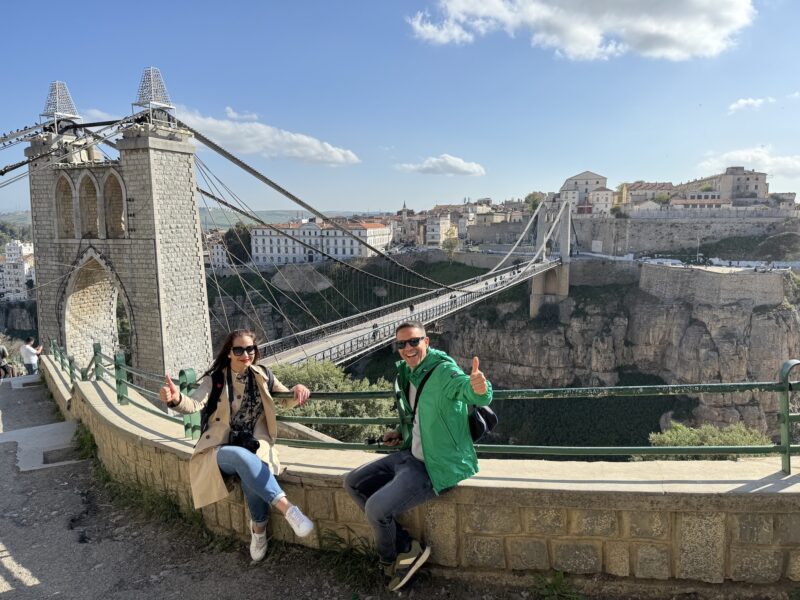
[216,445,286,525]
[344,450,437,563]
[24,363,37,375]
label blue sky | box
[1,0,799,214]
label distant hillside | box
[0,208,377,232]
[197,208,383,230]
[0,211,32,227]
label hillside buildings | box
[0,240,35,302]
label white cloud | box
[408,0,756,61]
[82,108,122,121]
[727,96,775,114]
[175,106,360,166]
[698,146,800,180]
[397,153,486,176]
[788,91,800,100]
[224,106,259,121]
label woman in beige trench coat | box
[160,329,314,562]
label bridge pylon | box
[25,82,212,377]
[531,200,571,318]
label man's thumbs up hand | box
[469,356,487,395]
[160,375,180,406]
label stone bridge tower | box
[530,199,571,317]
[25,75,212,376]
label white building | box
[425,214,451,246]
[559,171,608,205]
[210,242,230,269]
[251,219,391,266]
[588,187,614,214]
[0,241,35,302]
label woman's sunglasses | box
[231,345,258,356]
[393,337,424,351]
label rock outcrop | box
[443,266,800,438]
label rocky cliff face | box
[442,272,800,438]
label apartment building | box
[0,240,35,302]
[251,219,391,265]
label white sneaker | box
[250,522,268,561]
[285,505,314,537]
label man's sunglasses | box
[394,337,425,351]
[231,345,258,356]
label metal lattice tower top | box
[133,67,174,110]
[40,81,81,121]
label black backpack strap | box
[407,363,440,418]
[251,364,275,394]
[200,369,226,434]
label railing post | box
[779,360,800,474]
[93,343,103,381]
[81,367,89,381]
[114,352,129,405]
[68,356,76,382]
[59,347,66,372]
[178,368,200,439]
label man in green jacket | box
[344,320,493,592]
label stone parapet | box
[40,356,800,597]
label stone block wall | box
[573,215,796,256]
[639,264,785,307]
[41,356,800,596]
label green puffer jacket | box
[395,348,493,493]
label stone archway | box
[63,255,134,368]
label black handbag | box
[468,405,498,442]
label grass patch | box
[72,423,238,552]
[531,571,586,600]
[319,529,384,593]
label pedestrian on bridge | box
[344,320,492,592]
[159,329,315,562]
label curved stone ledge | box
[41,356,800,596]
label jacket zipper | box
[439,409,461,452]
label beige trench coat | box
[171,366,298,509]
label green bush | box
[273,360,394,442]
[645,422,772,460]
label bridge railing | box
[259,259,531,358]
[292,261,557,365]
[47,342,800,473]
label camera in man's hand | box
[228,430,260,454]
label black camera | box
[228,430,260,454]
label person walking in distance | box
[20,337,42,375]
[160,329,315,562]
[343,320,492,592]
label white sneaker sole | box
[390,545,431,592]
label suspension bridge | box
[0,69,574,373]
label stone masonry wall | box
[41,356,800,596]
[572,215,796,256]
[639,264,785,307]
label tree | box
[223,222,252,265]
[524,191,545,212]
[442,226,460,262]
[272,360,393,442]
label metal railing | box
[48,341,800,473]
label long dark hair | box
[202,329,261,378]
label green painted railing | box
[47,341,800,473]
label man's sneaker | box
[387,540,430,592]
[249,522,268,562]
[285,505,314,537]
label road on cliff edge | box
[0,378,530,600]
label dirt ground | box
[0,380,532,600]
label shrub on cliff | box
[644,422,772,460]
[272,360,394,442]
